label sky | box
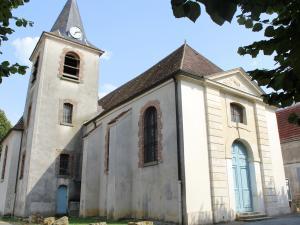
[0,0,275,125]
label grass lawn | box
[0,217,128,225]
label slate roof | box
[98,44,222,116]
[276,104,300,143]
[51,0,98,49]
[0,117,24,144]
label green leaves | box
[252,23,263,32]
[264,26,275,37]
[0,0,32,83]
[0,61,28,84]
[172,0,201,22]
[0,109,11,142]
[171,0,237,24]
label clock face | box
[69,27,82,39]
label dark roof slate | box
[51,0,97,49]
[98,44,222,115]
[0,117,24,144]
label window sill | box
[143,161,159,167]
[230,122,248,130]
[60,122,74,127]
[57,175,71,179]
[60,75,80,83]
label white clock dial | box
[69,26,82,39]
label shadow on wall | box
[14,129,83,217]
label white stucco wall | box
[81,80,181,223]
[265,108,290,215]
[178,79,213,225]
[15,34,101,216]
[0,131,22,216]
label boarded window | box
[31,56,39,83]
[63,103,73,124]
[231,103,244,124]
[63,53,80,80]
[144,107,158,163]
[19,153,26,180]
[59,154,70,176]
[1,146,8,180]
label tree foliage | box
[171,0,300,110]
[0,109,12,143]
[0,0,32,84]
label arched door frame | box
[226,139,266,216]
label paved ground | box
[218,214,300,225]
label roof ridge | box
[184,43,223,71]
[98,44,185,102]
[180,43,187,70]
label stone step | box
[240,217,272,222]
[237,212,271,221]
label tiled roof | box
[98,44,222,115]
[276,104,300,143]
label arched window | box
[144,107,158,163]
[230,103,245,124]
[63,103,73,124]
[63,52,80,80]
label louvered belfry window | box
[59,154,70,176]
[63,53,80,80]
[144,107,158,163]
[31,56,39,83]
[231,103,244,124]
[63,103,73,124]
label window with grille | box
[144,107,158,164]
[1,146,8,180]
[63,53,80,80]
[63,103,73,124]
[31,56,39,83]
[230,103,245,124]
[19,153,26,180]
[59,154,70,176]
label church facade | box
[0,0,290,224]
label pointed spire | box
[51,0,89,45]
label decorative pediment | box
[208,68,264,97]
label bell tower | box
[14,0,103,216]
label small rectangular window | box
[59,154,70,176]
[231,103,244,124]
[63,103,73,124]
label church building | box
[0,0,290,224]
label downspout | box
[12,130,24,216]
[174,77,186,225]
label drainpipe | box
[173,77,186,225]
[12,130,24,216]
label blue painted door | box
[56,186,68,215]
[232,142,253,212]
